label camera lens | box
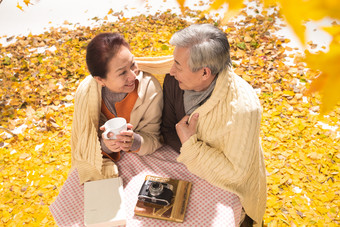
[149,182,163,197]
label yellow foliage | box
[176,0,186,13]
[206,0,245,23]
[305,25,340,113]
[16,2,24,11]
[23,0,30,6]
[3,1,340,226]
[186,0,340,114]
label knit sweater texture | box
[163,68,267,226]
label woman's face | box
[95,45,138,93]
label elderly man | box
[161,24,267,226]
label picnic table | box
[50,145,242,226]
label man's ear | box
[202,67,212,80]
[93,76,105,87]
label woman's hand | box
[100,123,134,152]
[115,124,134,152]
[100,125,121,153]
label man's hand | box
[175,113,199,144]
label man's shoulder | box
[230,73,258,98]
[227,72,262,112]
[231,73,253,90]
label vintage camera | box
[138,180,174,206]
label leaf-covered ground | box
[1,2,339,226]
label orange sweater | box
[101,80,139,162]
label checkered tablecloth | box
[50,145,242,226]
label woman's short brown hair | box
[86,32,130,78]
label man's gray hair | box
[170,24,232,75]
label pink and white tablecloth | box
[50,145,242,226]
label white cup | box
[102,117,127,140]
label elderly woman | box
[70,32,172,184]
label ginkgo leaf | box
[206,0,245,23]
[23,0,30,6]
[207,0,240,11]
[274,0,308,45]
[16,2,24,11]
[322,24,340,40]
[262,0,278,7]
[264,0,338,46]
[305,25,340,113]
[175,0,186,13]
[302,0,340,21]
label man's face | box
[170,47,206,91]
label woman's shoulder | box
[74,75,100,100]
[76,75,96,91]
[138,71,162,91]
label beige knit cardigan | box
[70,56,173,184]
[177,68,267,226]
